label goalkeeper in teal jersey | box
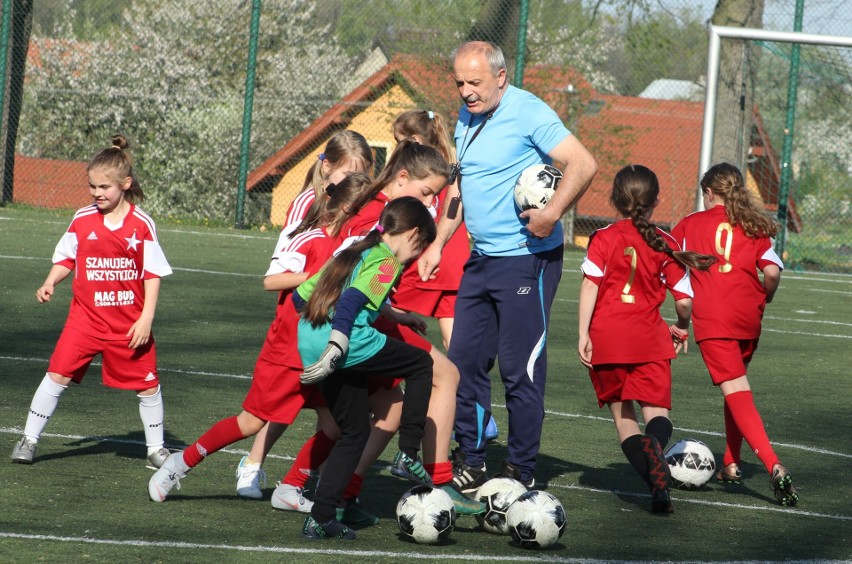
[293,197,437,540]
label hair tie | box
[427,111,434,120]
[375,224,385,234]
[325,183,338,197]
[318,153,326,161]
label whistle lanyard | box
[457,106,497,165]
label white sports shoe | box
[148,451,189,502]
[271,481,313,513]
[147,447,171,469]
[11,436,37,464]
[236,455,266,499]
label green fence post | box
[0,0,14,205]
[513,0,529,86]
[775,0,804,256]
[235,0,261,229]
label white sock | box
[23,374,68,441]
[137,385,164,451]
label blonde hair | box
[87,135,143,203]
[301,130,373,199]
[392,110,455,162]
[701,163,779,239]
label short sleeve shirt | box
[455,84,570,256]
[581,220,692,364]
[296,242,402,367]
[671,206,783,341]
[54,204,171,340]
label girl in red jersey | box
[147,174,369,502]
[235,131,374,499]
[334,140,484,515]
[11,136,173,468]
[284,130,374,228]
[390,110,467,351]
[578,164,714,513]
[672,162,798,507]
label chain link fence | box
[1,0,850,271]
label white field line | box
[0,533,610,563]
[2,355,847,461]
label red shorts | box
[392,284,457,319]
[242,357,324,424]
[48,325,159,391]
[697,338,759,385]
[588,359,672,409]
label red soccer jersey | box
[53,204,172,340]
[336,193,389,248]
[284,190,316,229]
[581,219,692,364]
[671,205,783,341]
[257,225,336,368]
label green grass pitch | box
[1,206,850,562]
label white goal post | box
[698,25,852,211]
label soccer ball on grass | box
[396,485,456,544]
[506,490,566,549]
[474,476,529,535]
[665,438,716,490]
[513,163,563,211]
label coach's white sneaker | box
[236,455,266,499]
[11,436,37,464]
[148,451,190,502]
[147,447,171,469]
[271,482,313,513]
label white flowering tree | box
[19,0,351,222]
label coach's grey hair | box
[451,41,507,77]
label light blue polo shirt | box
[455,84,570,256]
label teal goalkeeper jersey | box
[296,242,402,368]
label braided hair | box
[611,165,714,270]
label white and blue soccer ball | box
[665,438,716,490]
[506,490,566,549]
[475,476,529,535]
[396,485,456,544]
[513,163,563,211]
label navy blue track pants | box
[448,246,563,481]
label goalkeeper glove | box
[300,330,349,384]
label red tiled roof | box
[574,95,705,227]
[247,54,457,192]
[13,155,89,209]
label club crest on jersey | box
[125,231,141,251]
[87,231,98,240]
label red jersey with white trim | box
[284,190,316,229]
[336,193,388,248]
[671,205,783,341]
[581,219,692,364]
[53,204,171,340]
[257,224,336,368]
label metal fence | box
[1,0,850,272]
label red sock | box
[282,430,335,487]
[722,400,744,467]
[343,473,364,500]
[425,461,453,487]
[183,416,245,468]
[724,391,779,473]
